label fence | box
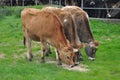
[0,0,120,19]
[49,0,120,19]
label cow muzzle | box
[69,62,79,68]
[88,57,95,61]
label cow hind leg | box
[26,37,33,61]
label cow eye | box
[67,56,70,60]
[92,48,96,53]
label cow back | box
[42,7,80,48]
[21,8,68,48]
[62,6,94,43]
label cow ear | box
[64,18,68,23]
[93,41,99,46]
[66,40,71,47]
[64,46,72,52]
[64,47,69,52]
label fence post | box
[81,0,83,9]
[16,0,18,6]
[49,0,52,5]
[10,0,13,6]
[22,0,24,6]
[59,0,61,7]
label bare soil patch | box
[0,53,5,59]
[46,60,89,72]
[14,52,89,72]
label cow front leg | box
[54,48,62,65]
[78,51,83,61]
[40,42,47,63]
[26,37,33,61]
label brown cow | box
[42,7,83,61]
[21,8,76,66]
[62,6,99,61]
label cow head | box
[59,46,79,67]
[85,41,99,61]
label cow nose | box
[88,57,95,61]
[69,62,79,68]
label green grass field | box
[0,6,120,80]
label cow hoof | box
[57,60,62,65]
[70,64,75,68]
[45,51,52,56]
[28,58,32,61]
[40,57,45,63]
[57,62,62,65]
[40,60,45,63]
[26,56,33,62]
[30,54,33,59]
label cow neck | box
[52,16,69,50]
[79,11,94,43]
[71,14,81,48]
[54,35,68,51]
[85,17,94,41]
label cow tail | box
[23,36,26,46]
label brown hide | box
[62,6,99,60]
[21,8,75,65]
[62,6,94,43]
[42,7,80,49]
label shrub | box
[0,5,43,18]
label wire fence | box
[48,0,120,19]
[0,0,120,19]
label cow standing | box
[42,7,83,62]
[62,6,99,61]
[21,8,76,66]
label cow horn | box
[73,48,79,52]
[64,19,68,23]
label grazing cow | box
[21,8,76,66]
[62,6,99,61]
[42,7,83,61]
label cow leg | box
[78,50,83,61]
[26,37,33,61]
[45,44,52,56]
[40,41,47,63]
[54,48,62,65]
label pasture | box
[0,6,120,80]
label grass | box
[0,6,120,80]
